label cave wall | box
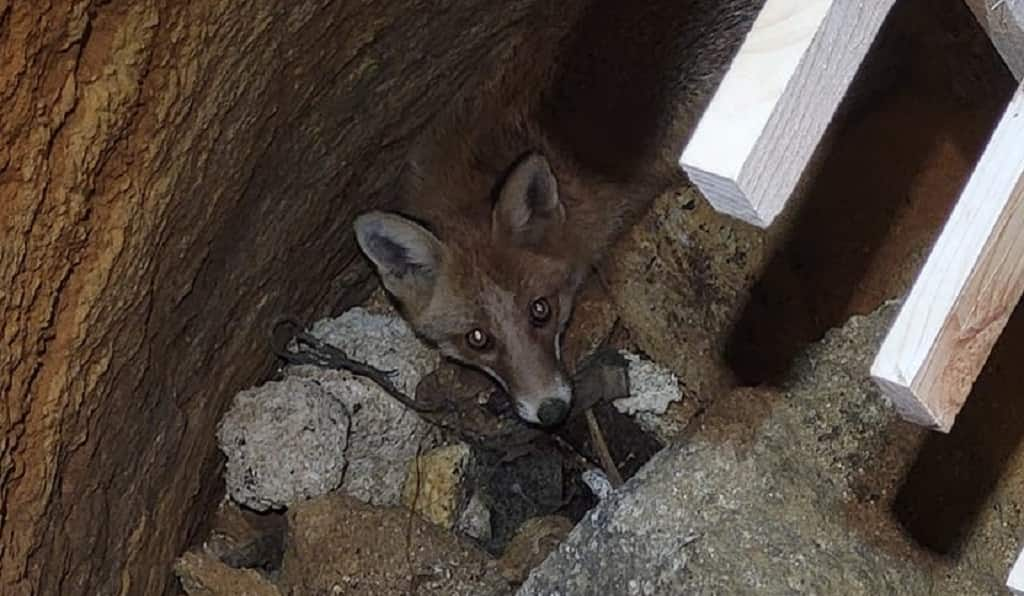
[0,0,549,593]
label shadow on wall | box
[893,301,1024,555]
[723,0,1015,386]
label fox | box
[355,1,762,426]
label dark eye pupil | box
[530,298,551,324]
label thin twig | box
[584,409,624,488]
[270,317,445,413]
[405,436,425,594]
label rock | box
[402,443,474,530]
[518,304,945,595]
[281,494,510,596]
[477,449,566,554]
[497,516,575,585]
[292,366,443,507]
[217,377,350,511]
[201,500,286,571]
[457,493,494,543]
[614,351,683,416]
[174,552,282,596]
[286,306,443,506]
[307,306,439,396]
[580,469,613,500]
[612,350,688,441]
[602,187,765,403]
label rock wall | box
[0,1,547,593]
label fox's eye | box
[466,328,491,350]
[529,297,552,326]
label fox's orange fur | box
[356,0,762,425]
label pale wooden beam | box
[964,0,1024,81]
[871,83,1024,432]
[1009,544,1024,595]
[679,0,898,228]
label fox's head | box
[354,153,584,427]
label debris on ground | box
[457,492,494,543]
[175,551,283,596]
[281,494,511,596]
[217,377,350,511]
[474,447,569,554]
[517,304,948,595]
[206,297,705,591]
[289,365,442,506]
[297,306,443,505]
[497,516,575,584]
[201,499,286,571]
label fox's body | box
[356,0,762,425]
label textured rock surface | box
[602,189,765,403]
[281,494,510,596]
[309,307,438,396]
[497,516,574,585]
[174,552,282,596]
[457,493,493,543]
[218,377,350,511]
[0,1,561,593]
[615,351,682,416]
[287,365,443,506]
[288,306,442,506]
[200,500,286,571]
[402,443,473,530]
[519,305,937,595]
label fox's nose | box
[537,398,569,427]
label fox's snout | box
[509,373,573,427]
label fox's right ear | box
[354,212,443,311]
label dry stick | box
[584,409,624,488]
[270,317,446,413]
[405,436,426,594]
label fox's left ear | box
[493,153,565,247]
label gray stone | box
[308,305,439,395]
[614,351,683,416]
[457,493,493,543]
[287,305,442,506]
[580,469,613,501]
[217,377,350,512]
[519,304,946,595]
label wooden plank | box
[964,0,1024,81]
[680,0,897,228]
[1009,543,1024,595]
[871,83,1024,432]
